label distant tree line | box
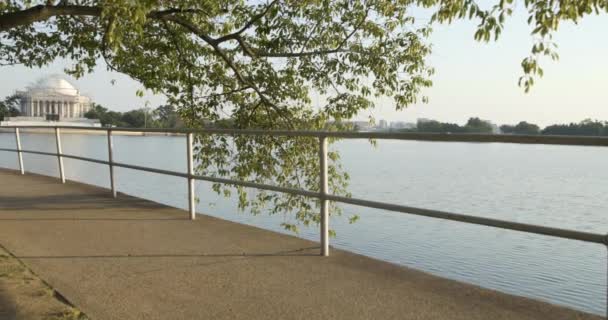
[499,121,540,135]
[400,118,608,136]
[540,119,608,136]
[84,104,183,128]
[416,117,496,133]
[502,119,608,136]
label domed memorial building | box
[1,75,100,127]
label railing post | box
[186,132,196,220]
[14,128,24,175]
[107,129,117,198]
[54,127,65,183]
[604,236,608,320]
[319,135,329,256]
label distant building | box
[378,119,388,129]
[390,121,416,129]
[1,75,100,127]
[352,121,372,131]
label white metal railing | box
[1,125,607,317]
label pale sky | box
[0,6,606,127]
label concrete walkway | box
[0,169,601,319]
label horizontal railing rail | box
[1,125,607,317]
[3,125,608,146]
[0,147,605,245]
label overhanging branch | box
[0,5,101,31]
[0,5,207,32]
[214,0,279,43]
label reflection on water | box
[0,132,606,315]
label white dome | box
[31,75,78,96]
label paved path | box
[0,169,601,319]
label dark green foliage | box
[120,109,147,128]
[500,121,540,135]
[0,94,21,120]
[464,117,494,133]
[153,105,182,128]
[84,103,182,128]
[416,117,493,133]
[417,120,466,133]
[541,119,607,136]
[84,104,128,127]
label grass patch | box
[47,308,87,320]
[0,245,90,320]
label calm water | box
[0,131,606,315]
